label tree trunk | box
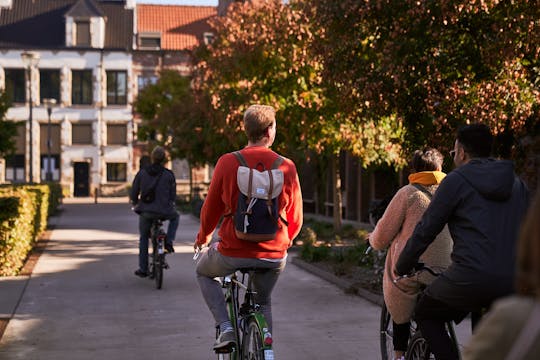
[332,154,342,232]
[188,162,194,202]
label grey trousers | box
[195,243,286,331]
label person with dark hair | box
[463,190,540,359]
[194,104,303,352]
[369,147,452,360]
[396,123,530,360]
[130,146,179,278]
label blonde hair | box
[243,105,276,143]
[516,191,540,298]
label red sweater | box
[196,146,303,259]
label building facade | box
[0,0,217,197]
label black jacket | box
[396,158,529,308]
[130,164,177,216]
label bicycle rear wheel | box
[406,332,433,360]
[380,303,393,360]
[242,318,266,360]
[154,252,163,289]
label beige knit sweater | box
[370,182,453,324]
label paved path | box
[0,198,384,360]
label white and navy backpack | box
[231,151,287,242]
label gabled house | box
[0,0,135,196]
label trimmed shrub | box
[0,193,36,276]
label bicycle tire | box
[380,303,393,360]
[406,331,433,360]
[242,318,265,360]
[155,253,163,289]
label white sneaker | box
[213,330,236,351]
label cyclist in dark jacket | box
[130,146,179,277]
[395,124,530,360]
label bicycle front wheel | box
[242,318,267,360]
[380,303,393,360]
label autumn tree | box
[134,70,211,198]
[192,0,410,229]
[312,0,539,162]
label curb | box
[291,256,384,307]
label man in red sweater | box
[194,104,303,352]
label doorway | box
[73,162,89,197]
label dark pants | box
[414,294,469,360]
[138,211,179,272]
[393,321,410,352]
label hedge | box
[0,183,61,276]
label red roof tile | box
[137,4,216,50]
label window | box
[106,71,127,105]
[5,154,25,183]
[5,69,26,103]
[76,21,91,46]
[40,154,60,181]
[138,32,161,49]
[107,163,127,182]
[203,32,215,45]
[137,75,158,91]
[107,124,127,145]
[72,70,93,105]
[5,124,26,182]
[72,124,93,144]
[40,69,60,103]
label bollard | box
[94,187,98,204]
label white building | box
[0,0,135,196]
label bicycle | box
[215,268,274,360]
[148,218,169,289]
[380,263,460,360]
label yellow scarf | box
[408,171,446,186]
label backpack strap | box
[271,155,284,169]
[233,151,248,167]
[234,151,284,170]
[411,183,433,199]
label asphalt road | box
[0,198,385,360]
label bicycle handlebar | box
[393,262,441,283]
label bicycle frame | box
[217,270,274,360]
[381,264,461,360]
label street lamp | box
[43,98,57,181]
[21,51,40,183]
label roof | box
[0,0,133,50]
[66,0,105,18]
[137,4,216,50]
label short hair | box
[456,123,493,158]
[151,146,166,165]
[410,147,444,172]
[516,191,540,298]
[243,105,276,143]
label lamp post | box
[21,51,40,183]
[43,98,57,181]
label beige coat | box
[370,183,453,324]
[463,296,540,360]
